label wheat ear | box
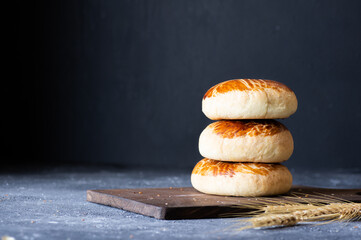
[239,202,361,229]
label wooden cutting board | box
[87,186,361,220]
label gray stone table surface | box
[0,165,360,240]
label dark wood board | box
[87,186,361,220]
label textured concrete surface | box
[0,166,360,240]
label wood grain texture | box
[87,186,361,220]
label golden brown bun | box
[191,159,293,196]
[202,79,297,120]
[199,120,294,163]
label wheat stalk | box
[237,195,361,230]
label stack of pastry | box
[191,79,297,197]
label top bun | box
[202,79,297,120]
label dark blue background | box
[6,0,361,169]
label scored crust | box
[203,79,292,99]
[199,120,294,163]
[191,158,293,196]
[209,120,286,137]
[202,79,297,119]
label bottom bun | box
[191,158,292,197]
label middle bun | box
[199,120,294,163]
